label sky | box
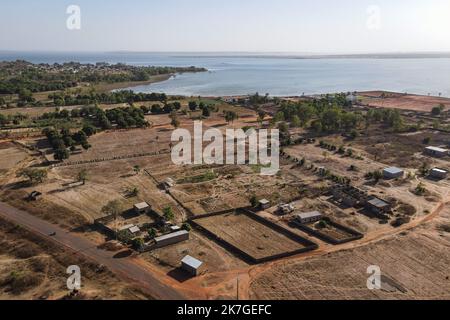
[1,0,450,53]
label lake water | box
[2,52,450,97]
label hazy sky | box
[1,0,450,53]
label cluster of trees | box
[188,101,217,117]
[272,94,405,134]
[0,113,29,127]
[49,90,167,107]
[17,168,48,185]
[224,110,239,123]
[40,105,148,130]
[43,127,92,161]
[431,104,445,116]
[143,101,181,115]
[0,60,205,95]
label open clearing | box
[358,91,450,112]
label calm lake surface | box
[2,52,450,97]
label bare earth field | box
[358,91,450,112]
[195,211,310,261]
[249,205,450,300]
[0,217,154,300]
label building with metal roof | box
[181,255,204,276]
[296,211,323,224]
[425,146,448,158]
[383,167,404,179]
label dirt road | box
[0,201,185,300]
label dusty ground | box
[249,204,450,300]
[1,99,450,300]
[0,217,154,300]
[195,211,310,260]
[358,91,450,112]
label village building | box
[425,146,448,158]
[277,203,295,215]
[429,168,448,180]
[258,199,271,210]
[154,230,189,248]
[296,211,323,224]
[133,202,151,215]
[383,167,404,179]
[366,197,391,215]
[181,255,204,276]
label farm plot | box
[0,142,29,172]
[293,219,363,244]
[193,211,316,263]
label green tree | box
[181,223,192,232]
[17,168,48,185]
[77,169,88,185]
[101,200,123,234]
[163,206,175,221]
[147,228,157,239]
[133,165,141,175]
[291,115,301,128]
[169,111,180,128]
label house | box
[128,225,141,235]
[258,199,271,210]
[425,146,448,158]
[366,197,391,215]
[133,202,151,215]
[296,211,323,224]
[429,168,448,180]
[383,167,404,179]
[154,230,189,248]
[278,203,295,215]
[181,255,204,276]
[170,225,182,232]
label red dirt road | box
[0,201,185,300]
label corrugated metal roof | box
[182,255,203,269]
[134,202,150,210]
[426,146,448,153]
[384,167,404,174]
[368,198,389,208]
[155,230,188,242]
[297,211,323,219]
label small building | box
[429,168,448,180]
[181,255,204,276]
[154,230,189,248]
[296,211,323,224]
[366,197,391,215]
[133,202,151,214]
[383,167,404,179]
[128,225,141,235]
[278,203,294,215]
[425,146,448,158]
[258,199,271,210]
[170,225,182,232]
[28,191,42,201]
[160,178,175,190]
